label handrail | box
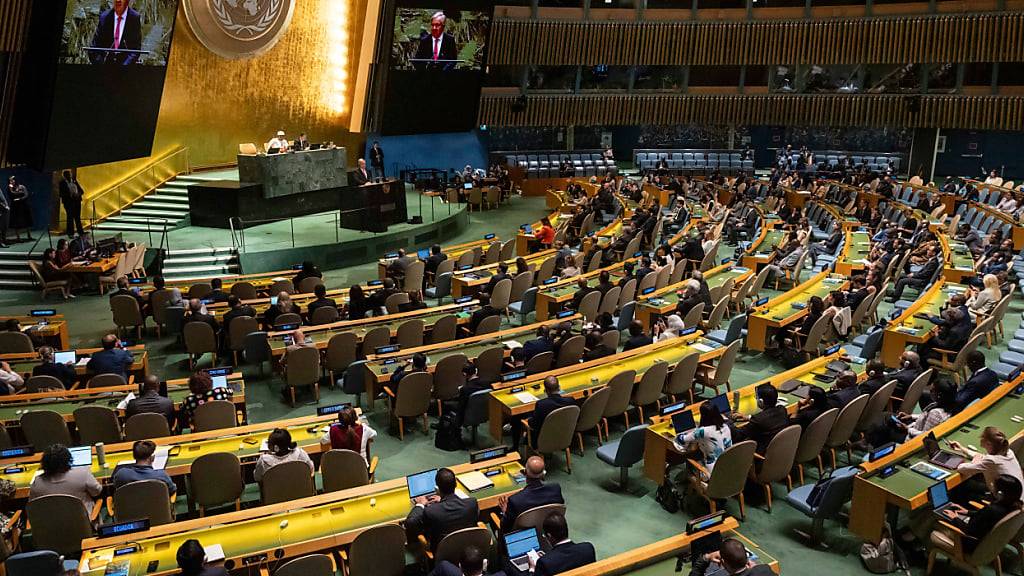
[88,147,191,228]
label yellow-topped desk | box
[634,263,753,331]
[79,454,526,576]
[376,236,498,281]
[488,332,728,441]
[451,249,557,299]
[880,280,966,367]
[0,315,71,350]
[0,408,326,500]
[851,374,1024,542]
[2,344,149,383]
[833,231,871,277]
[746,271,849,351]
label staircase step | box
[0,279,36,289]
[133,201,189,212]
[0,268,34,279]
[167,246,236,256]
[148,194,190,204]
[161,263,237,275]
[163,255,238,265]
[120,208,188,218]
[154,186,190,196]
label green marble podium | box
[237,147,349,199]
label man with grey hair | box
[691,269,712,308]
[675,279,704,318]
[414,10,457,70]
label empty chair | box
[475,346,505,383]
[396,319,425,348]
[665,352,700,404]
[227,316,259,364]
[475,314,501,335]
[431,353,467,414]
[689,440,757,520]
[192,399,237,432]
[596,423,648,489]
[430,314,458,344]
[383,371,432,440]
[25,375,65,393]
[601,369,636,436]
[273,554,335,576]
[284,346,321,406]
[243,331,271,376]
[490,278,513,316]
[87,373,127,388]
[631,362,668,423]
[698,339,741,395]
[403,261,425,294]
[230,281,257,300]
[342,523,407,576]
[326,332,358,387]
[0,331,33,353]
[555,335,585,367]
[462,389,491,446]
[785,466,859,546]
[190,452,244,516]
[574,386,610,454]
[109,479,174,525]
[321,449,375,492]
[124,413,171,441]
[20,410,71,451]
[509,287,538,325]
[184,321,218,369]
[824,394,869,468]
[751,424,801,511]
[526,405,580,473]
[73,406,122,445]
[577,290,601,324]
[25,494,96,557]
[111,295,146,340]
[425,271,452,303]
[361,326,391,357]
[260,460,315,505]
[525,350,553,374]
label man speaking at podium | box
[90,0,143,65]
[352,159,371,186]
[413,11,458,71]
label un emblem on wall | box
[183,0,295,59]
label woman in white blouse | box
[254,428,314,483]
[949,426,1024,501]
[965,273,1001,320]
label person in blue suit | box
[956,351,999,412]
[530,513,595,575]
[497,456,564,533]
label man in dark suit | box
[622,320,652,351]
[594,270,614,296]
[32,346,77,389]
[455,363,492,425]
[497,456,563,533]
[109,277,145,309]
[413,11,458,71]
[918,307,973,365]
[956,351,999,412]
[405,468,479,550]
[486,263,512,294]
[306,284,337,317]
[90,0,143,65]
[887,350,922,400]
[826,371,861,409]
[185,298,219,334]
[86,334,134,380]
[431,546,502,576]
[125,375,175,428]
[369,141,385,179]
[530,513,595,576]
[467,292,500,335]
[527,376,576,446]
[689,538,774,576]
[59,170,84,237]
[515,325,553,363]
[675,280,704,318]
[889,248,940,301]
[733,384,791,455]
[424,244,447,279]
[222,296,257,342]
[207,278,230,304]
[352,159,371,185]
[569,278,596,312]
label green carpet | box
[1,200,1017,575]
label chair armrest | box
[489,512,501,528]
[383,386,396,398]
[92,498,105,522]
[686,458,708,476]
[3,509,20,533]
[259,568,271,576]
[368,456,379,480]
[127,375,135,386]
[418,534,434,560]
[753,453,765,461]
[520,418,532,431]
[339,550,348,561]
[933,348,955,362]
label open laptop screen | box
[505,528,540,558]
[406,469,437,499]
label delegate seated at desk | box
[87,334,134,380]
[405,468,479,550]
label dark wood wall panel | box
[0,0,33,168]
[478,94,1024,130]
[488,13,1024,66]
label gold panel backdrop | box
[77,0,366,197]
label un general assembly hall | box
[2,0,1024,575]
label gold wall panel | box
[488,12,1024,66]
[478,94,1024,131]
[78,0,366,198]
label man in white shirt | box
[268,131,289,152]
[984,170,1004,187]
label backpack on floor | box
[655,480,681,513]
[434,410,464,452]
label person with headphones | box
[730,384,790,456]
[887,350,922,401]
[689,537,773,576]
[858,360,889,396]
[496,456,564,533]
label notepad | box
[116,393,136,411]
[691,343,714,353]
[513,392,538,404]
[152,447,169,471]
[76,357,91,367]
[458,471,495,492]
[204,544,225,563]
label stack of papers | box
[152,447,170,471]
[76,357,91,367]
[691,343,714,353]
[512,392,538,404]
[116,393,136,410]
[204,544,225,563]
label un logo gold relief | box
[183,0,295,59]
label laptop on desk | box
[406,469,437,503]
[505,528,544,572]
[928,481,965,521]
[923,433,966,469]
